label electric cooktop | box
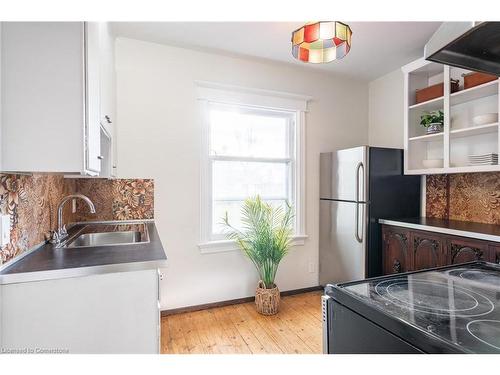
[331,262,500,353]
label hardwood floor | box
[161,291,322,354]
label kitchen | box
[0,0,499,371]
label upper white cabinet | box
[85,22,103,174]
[99,23,116,135]
[98,22,118,177]
[0,22,116,176]
[403,58,500,175]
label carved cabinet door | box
[448,238,487,265]
[411,231,446,270]
[488,244,500,265]
[382,226,411,275]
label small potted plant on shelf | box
[420,110,444,134]
[221,196,294,316]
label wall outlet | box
[0,215,11,247]
[308,262,316,273]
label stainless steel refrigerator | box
[319,146,421,285]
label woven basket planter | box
[255,281,280,315]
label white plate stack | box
[468,153,498,166]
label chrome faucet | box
[51,194,96,245]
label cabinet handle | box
[97,155,104,160]
[105,115,112,124]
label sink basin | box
[65,231,145,248]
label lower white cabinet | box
[0,269,160,354]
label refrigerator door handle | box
[355,202,365,243]
[355,161,364,203]
[354,162,364,243]
[355,202,363,243]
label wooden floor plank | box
[284,292,323,322]
[161,291,321,354]
[221,305,268,354]
[242,302,313,354]
[232,303,284,354]
[281,297,323,328]
[165,313,190,354]
[177,312,206,354]
[212,307,252,354]
[278,299,322,353]
[160,315,171,354]
[191,309,222,354]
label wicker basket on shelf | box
[255,281,280,315]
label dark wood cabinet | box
[488,244,500,265]
[448,238,487,264]
[382,226,411,275]
[411,231,446,270]
[381,224,500,275]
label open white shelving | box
[450,79,498,106]
[402,57,500,175]
[408,96,444,112]
[409,132,444,142]
[450,122,499,138]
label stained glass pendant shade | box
[291,21,352,63]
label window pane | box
[210,105,291,158]
[212,159,290,235]
[213,199,287,235]
[212,160,289,201]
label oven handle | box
[322,294,331,354]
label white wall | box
[368,68,404,148]
[0,24,2,169]
[115,38,368,310]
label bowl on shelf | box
[473,113,498,126]
[422,159,443,169]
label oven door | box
[322,289,424,354]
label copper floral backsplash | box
[72,178,154,222]
[426,172,500,224]
[0,175,154,265]
[0,174,73,264]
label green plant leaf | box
[419,110,444,128]
[220,196,295,289]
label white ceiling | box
[111,22,442,81]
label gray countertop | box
[0,220,167,284]
[379,217,500,243]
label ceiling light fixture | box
[291,21,352,63]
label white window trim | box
[196,81,310,254]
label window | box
[197,82,309,253]
[209,103,295,238]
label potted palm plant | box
[221,196,294,315]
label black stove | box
[323,262,500,353]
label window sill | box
[198,235,308,254]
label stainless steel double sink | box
[62,222,149,248]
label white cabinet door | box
[0,284,3,350]
[1,22,85,173]
[0,270,160,354]
[99,22,115,135]
[0,22,114,175]
[85,22,102,174]
[98,22,117,177]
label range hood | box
[424,22,500,75]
